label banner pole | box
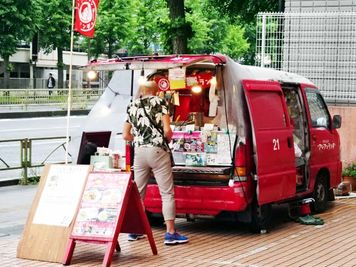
[65,0,76,164]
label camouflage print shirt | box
[126,96,169,149]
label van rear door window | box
[249,91,287,130]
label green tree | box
[127,0,168,55]
[84,0,132,59]
[220,24,250,61]
[185,0,249,60]
[210,0,280,23]
[39,0,72,89]
[165,0,192,54]
[0,0,42,88]
[207,0,281,65]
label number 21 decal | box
[273,138,280,151]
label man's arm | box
[122,121,134,141]
[162,114,173,142]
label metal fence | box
[256,12,356,104]
[0,88,104,111]
[0,136,71,184]
[0,78,105,90]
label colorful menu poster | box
[184,131,204,152]
[71,172,131,239]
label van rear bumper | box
[144,183,252,216]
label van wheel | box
[250,202,272,233]
[312,175,328,213]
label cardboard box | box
[90,155,113,169]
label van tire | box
[249,201,272,233]
[312,175,328,213]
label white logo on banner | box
[78,0,97,32]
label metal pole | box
[65,0,76,164]
[261,15,266,68]
[21,139,28,183]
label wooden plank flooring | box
[1,197,356,267]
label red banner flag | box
[74,0,99,38]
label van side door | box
[303,87,341,188]
[243,80,296,205]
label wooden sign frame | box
[17,164,92,263]
[63,172,157,267]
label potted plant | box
[342,163,356,191]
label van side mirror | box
[332,115,342,129]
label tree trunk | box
[108,42,113,59]
[167,0,187,54]
[57,47,64,89]
[3,55,10,89]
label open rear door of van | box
[242,80,296,205]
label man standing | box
[122,80,189,245]
[47,73,56,96]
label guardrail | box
[0,136,72,185]
[0,88,104,110]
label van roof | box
[86,54,226,71]
[239,65,313,85]
[86,54,314,86]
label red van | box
[86,54,342,231]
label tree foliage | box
[38,0,72,88]
[185,0,249,61]
[0,0,42,87]
[85,0,133,59]
[209,0,280,23]
[205,0,281,64]
[126,0,167,56]
[1,0,281,86]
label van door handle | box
[287,136,293,148]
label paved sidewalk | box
[0,185,36,237]
[1,185,356,267]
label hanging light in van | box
[191,85,202,94]
[138,68,146,85]
[87,70,97,80]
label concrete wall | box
[329,106,356,165]
[285,0,356,12]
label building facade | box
[285,0,356,12]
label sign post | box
[17,164,92,263]
[63,172,157,267]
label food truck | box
[82,54,342,232]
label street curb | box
[0,179,20,187]
[0,109,90,119]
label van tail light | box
[125,142,132,171]
[234,143,247,177]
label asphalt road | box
[0,116,87,182]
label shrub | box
[342,163,356,178]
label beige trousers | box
[134,146,175,221]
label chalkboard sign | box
[63,172,157,266]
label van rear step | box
[172,166,231,175]
[172,166,232,184]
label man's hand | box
[122,121,134,141]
